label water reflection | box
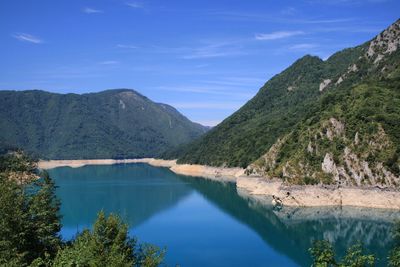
[50,163,192,237]
[49,164,399,267]
[176,175,399,266]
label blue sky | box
[0,0,398,126]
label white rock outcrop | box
[367,20,400,60]
[319,79,331,91]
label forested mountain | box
[171,19,400,187]
[0,89,207,159]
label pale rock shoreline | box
[38,158,400,209]
[237,177,400,209]
[38,158,243,182]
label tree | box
[0,152,38,266]
[309,241,375,267]
[27,171,62,261]
[0,171,30,266]
[340,243,375,267]
[309,240,336,267]
[388,221,400,267]
[53,211,165,267]
[0,153,62,265]
[0,152,165,266]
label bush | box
[54,211,164,267]
[309,240,375,267]
[0,152,165,266]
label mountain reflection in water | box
[49,163,398,267]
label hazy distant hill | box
[0,89,208,159]
[170,19,400,187]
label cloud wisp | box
[195,120,222,127]
[289,43,319,50]
[182,40,247,59]
[307,0,391,5]
[12,33,43,44]
[171,101,243,110]
[156,85,254,98]
[99,61,119,65]
[83,7,103,14]
[126,2,143,8]
[255,31,305,40]
[116,44,138,49]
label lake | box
[48,163,398,267]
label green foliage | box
[0,152,57,266]
[54,211,133,267]
[309,240,375,267]
[309,240,336,267]
[136,244,165,267]
[53,211,164,267]
[27,171,62,260]
[0,152,165,266]
[304,176,319,185]
[389,221,400,267]
[0,89,207,160]
[172,21,400,174]
[0,168,30,265]
[340,243,375,267]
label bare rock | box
[319,79,332,92]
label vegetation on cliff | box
[0,89,207,160]
[0,151,164,266]
[171,19,400,187]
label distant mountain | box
[0,89,208,159]
[171,19,400,187]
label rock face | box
[248,114,400,188]
[173,19,400,188]
[319,79,331,91]
[236,20,400,188]
[367,19,400,58]
[237,177,400,209]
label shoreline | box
[38,158,400,209]
[237,177,400,210]
[38,158,242,182]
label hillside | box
[171,19,400,187]
[0,89,207,159]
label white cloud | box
[83,7,103,14]
[126,2,143,8]
[210,11,355,25]
[313,26,381,33]
[281,7,297,15]
[12,33,43,44]
[156,85,253,98]
[99,61,119,65]
[300,18,355,24]
[182,41,246,59]
[201,77,265,87]
[289,43,319,50]
[182,50,238,59]
[195,120,222,127]
[307,0,390,5]
[172,102,243,110]
[116,44,138,49]
[255,31,304,40]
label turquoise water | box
[48,163,397,267]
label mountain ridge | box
[169,19,400,187]
[0,88,208,159]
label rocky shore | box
[38,158,400,209]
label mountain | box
[171,19,400,187]
[0,89,208,159]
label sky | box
[0,0,399,126]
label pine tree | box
[27,171,62,261]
